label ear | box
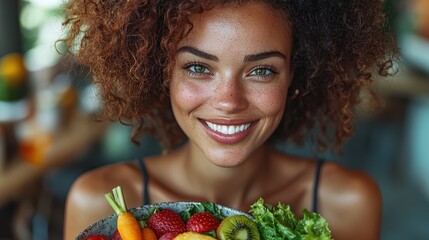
[286,66,299,99]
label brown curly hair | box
[61,0,398,150]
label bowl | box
[75,201,252,240]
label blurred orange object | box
[0,53,27,87]
[16,120,53,168]
[19,132,52,168]
[0,53,28,102]
[412,0,429,39]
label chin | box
[204,150,251,168]
[210,160,243,168]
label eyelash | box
[248,65,278,80]
[182,62,212,77]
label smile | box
[205,121,252,135]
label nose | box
[211,75,248,113]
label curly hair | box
[61,0,397,150]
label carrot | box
[141,227,157,240]
[105,186,142,240]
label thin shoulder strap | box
[137,158,150,205]
[312,158,325,213]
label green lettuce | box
[249,198,332,240]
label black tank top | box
[138,158,325,213]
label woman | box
[62,0,397,239]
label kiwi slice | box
[216,215,260,240]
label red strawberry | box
[159,232,179,240]
[111,230,122,240]
[186,212,220,233]
[86,235,109,240]
[148,209,186,238]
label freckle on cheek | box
[261,89,287,111]
[174,83,205,106]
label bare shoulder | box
[67,162,143,207]
[320,161,381,208]
[319,161,382,240]
[64,162,142,240]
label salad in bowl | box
[77,186,332,240]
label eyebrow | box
[177,46,219,61]
[177,46,287,62]
[244,51,287,62]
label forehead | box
[178,2,292,54]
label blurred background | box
[0,0,428,239]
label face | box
[170,2,293,167]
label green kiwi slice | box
[216,215,260,240]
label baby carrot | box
[141,227,157,240]
[105,186,142,240]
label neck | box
[179,143,272,211]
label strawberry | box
[159,232,179,240]
[186,212,220,233]
[86,235,109,240]
[111,230,122,240]
[148,209,186,238]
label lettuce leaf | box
[249,198,332,240]
[295,209,332,240]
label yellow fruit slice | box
[173,232,216,240]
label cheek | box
[252,85,288,116]
[170,78,208,112]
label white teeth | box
[228,126,234,134]
[205,121,251,135]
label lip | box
[199,118,257,144]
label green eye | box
[188,65,210,74]
[250,68,273,76]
